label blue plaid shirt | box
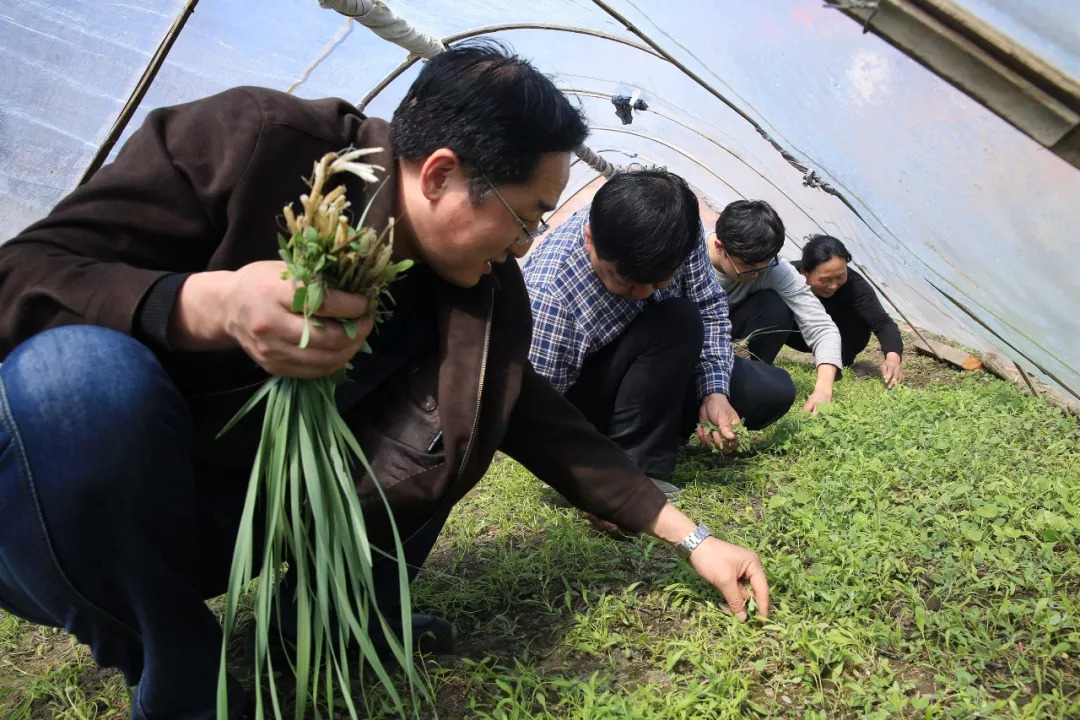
[522,208,734,398]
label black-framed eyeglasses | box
[481,173,551,246]
[733,255,779,279]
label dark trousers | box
[0,326,445,720]
[787,309,871,368]
[565,298,795,481]
[729,289,796,364]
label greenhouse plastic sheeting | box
[1,0,187,236]
[954,0,1080,80]
[1,0,1077,398]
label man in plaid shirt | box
[523,170,796,499]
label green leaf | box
[975,503,1003,519]
[291,286,307,313]
[216,377,277,439]
[792,490,813,504]
[217,382,287,719]
[278,249,299,280]
[1039,511,1071,532]
[307,282,325,315]
[303,225,318,244]
[341,320,358,340]
[769,494,789,508]
[825,629,853,645]
[744,699,770,716]
[962,524,984,542]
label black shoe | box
[648,476,682,501]
[375,613,454,656]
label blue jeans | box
[0,326,445,719]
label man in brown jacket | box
[0,43,768,719]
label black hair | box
[389,40,588,202]
[589,168,702,284]
[715,200,785,264]
[801,234,852,272]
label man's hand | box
[881,352,903,389]
[583,512,622,534]
[698,393,741,453]
[688,536,770,620]
[171,261,374,378]
[645,504,769,620]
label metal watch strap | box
[676,524,713,559]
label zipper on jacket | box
[457,288,494,480]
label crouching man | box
[0,45,768,719]
[707,200,841,414]
[522,169,796,501]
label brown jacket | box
[0,87,666,543]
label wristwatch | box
[676,524,713,560]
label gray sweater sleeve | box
[770,261,843,368]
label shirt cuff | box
[697,372,730,400]
[134,272,191,352]
[815,349,844,369]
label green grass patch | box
[2,352,1078,718]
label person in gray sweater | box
[707,200,841,414]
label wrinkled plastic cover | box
[1,0,1077,396]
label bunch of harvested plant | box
[217,148,425,720]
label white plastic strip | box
[573,143,617,178]
[318,0,445,58]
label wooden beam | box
[910,335,983,371]
[79,0,200,185]
[828,0,1080,169]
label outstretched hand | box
[644,503,770,621]
[698,393,741,453]
[881,352,904,389]
[688,536,770,620]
